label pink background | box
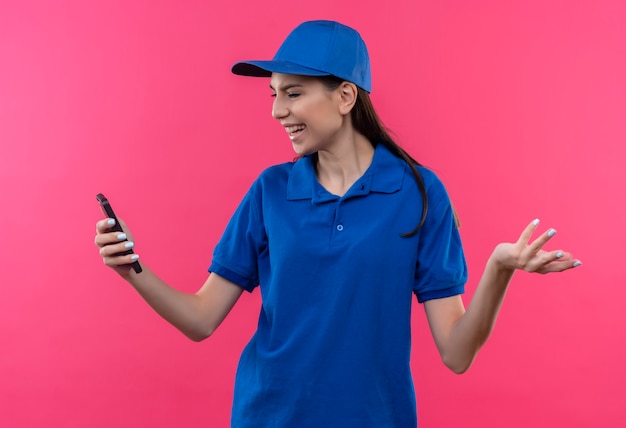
[1,1,625,427]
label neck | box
[315,131,374,197]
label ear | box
[337,82,358,116]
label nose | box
[272,96,288,120]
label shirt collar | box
[286,143,406,203]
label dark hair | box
[319,76,429,237]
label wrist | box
[489,245,517,275]
[116,264,138,283]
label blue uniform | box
[209,144,467,427]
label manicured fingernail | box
[556,252,564,258]
[547,229,556,237]
[124,242,135,249]
[107,219,116,226]
[131,254,139,261]
[117,233,127,240]
[573,261,582,267]
[532,219,540,226]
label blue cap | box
[232,20,372,93]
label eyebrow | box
[269,83,304,91]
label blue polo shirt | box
[209,144,467,428]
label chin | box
[292,144,315,157]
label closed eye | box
[270,92,300,99]
[269,83,304,99]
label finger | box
[103,252,140,268]
[554,250,573,261]
[537,249,568,265]
[94,231,129,248]
[537,259,582,274]
[99,240,135,257]
[517,218,541,246]
[527,227,557,254]
[525,249,571,271]
[95,218,117,233]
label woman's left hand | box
[492,219,582,274]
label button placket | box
[331,201,345,239]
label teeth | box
[285,125,306,134]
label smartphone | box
[96,193,142,274]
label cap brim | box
[232,60,331,78]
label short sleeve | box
[413,169,467,303]
[209,181,267,293]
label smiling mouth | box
[285,124,306,138]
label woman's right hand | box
[94,218,140,277]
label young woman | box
[94,20,580,428]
